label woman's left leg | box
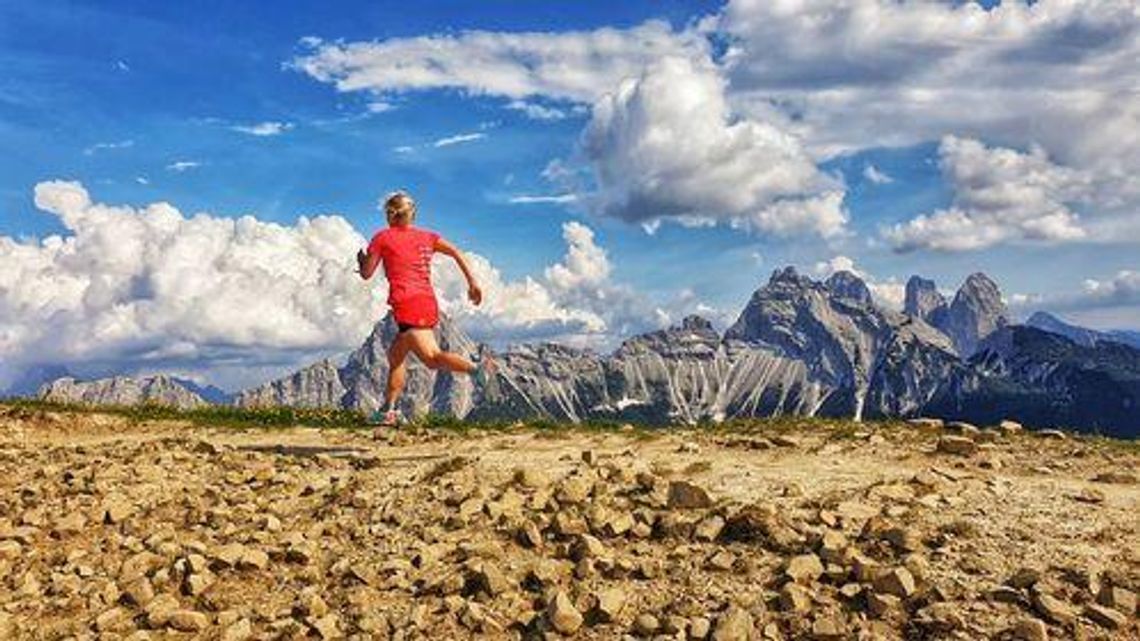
[405,328,476,373]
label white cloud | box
[506,100,571,121]
[581,56,847,238]
[165,160,201,172]
[544,222,610,291]
[432,132,485,148]
[862,164,892,185]
[232,121,294,136]
[885,136,1090,252]
[366,101,395,113]
[0,182,640,390]
[291,20,708,104]
[393,145,415,154]
[507,194,578,205]
[720,0,1139,222]
[1076,270,1140,309]
[83,140,134,156]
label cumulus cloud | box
[720,0,1139,223]
[885,136,1091,252]
[581,56,847,238]
[232,121,294,136]
[0,183,652,390]
[291,21,708,104]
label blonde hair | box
[383,191,416,224]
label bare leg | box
[404,328,477,373]
[384,331,414,408]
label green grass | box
[1,398,367,430]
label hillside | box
[0,404,1136,639]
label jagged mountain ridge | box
[38,375,208,409]
[32,267,1140,434]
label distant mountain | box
[925,325,1140,437]
[1026,311,1140,350]
[25,266,1140,436]
[38,375,207,409]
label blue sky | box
[1,0,1137,390]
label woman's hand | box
[467,284,483,306]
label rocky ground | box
[0,405,1137,640]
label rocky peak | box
[678,315,714,332]
[904,276,947,323]
[940,272,1009,357]
[825,271,873,306]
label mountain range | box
[20,268,1140,436]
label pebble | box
[1011,617,1048,641]
[784,553,824,584]
[668,480,713,509]
[873,567,916,599]
[1083,603,1126,629]
[547,590,583,634]
[936,436,977,456]
[711,606,753,641]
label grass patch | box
[2,398,366,431]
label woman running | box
[356,191,492,427]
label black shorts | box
[397,322,434,333]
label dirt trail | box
[0,406,1136,640]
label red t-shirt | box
[367,226,441,326]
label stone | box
[810,614,846,639]
[299,591,330,618]
[998,419,1023,435]
[1070,487,1105,504]
[779,583,812,613]
[144,594,180,628]
[883,526,923,552]
[989,586,1024,604]
[237,548,269,570]
[211,543,246,568]
[908,418,944,428]
[519,520,543,548]
[689,616,711,639]
[168,610,210,632]
[707,550,736,572]
[936,436,977,456]
[1011,617,1049,641]
[513,468,550,490]
[1008,567,1042,589]
[915,603,964,632]
[1032,590,1077,625]
[95,606,131,632]
[818,530,848,562]
[1083,604,1126,629]
[633,613,660,636]
[785,554,824,584]
[873,567,916,599]
[668,481,713,509]
[570,534,608,561]
[121,577,155,606]
[221,618,253,641]
[53,512,86,535]
[1037,429,1066,440]
[547,591,583,634]
[693,515,725,542]
[557,476,592,504]
[594,587,626,622]
[1097,585,1136,614]
[711,606,754,641]
[867,593,900,618]
[103,495,135,524]
[183,570,215,596]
